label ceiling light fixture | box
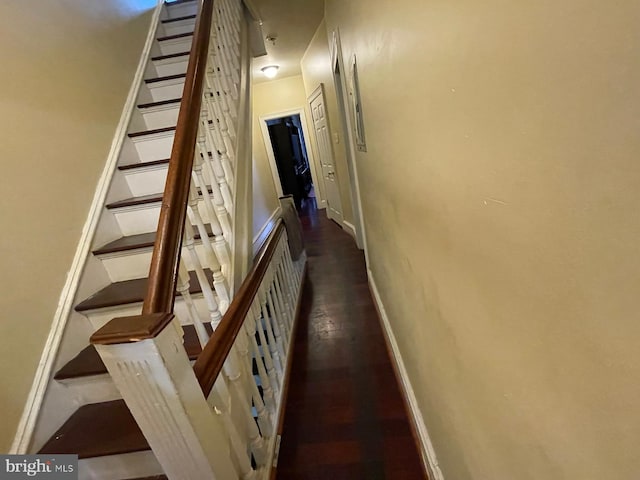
[261,65,279,79]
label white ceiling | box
[250,0,325,83]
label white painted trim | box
[367,270,445,480]
[258,108,327,208]
[330,29,368,257]
[343,220,357,241]
[10,2,165,454]
[252,207,282,255]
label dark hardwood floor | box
[276,200,425,480]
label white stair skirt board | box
[9,1,166,455]
[163,2,198,20]
[122,163,168,197]
[79,450,163,480]
[159,17,196,37]
[111,197,212,236]
[157,36,193,57]
[130,129,175,161]
[99,241,222,282]
[152,55,189,77]
[139,102,180,131]
[83,294,214,331]
[367,270,445,480]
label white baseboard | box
[252,207,282,255]
[367,270,445,480]
[342,220,357,241]
[10,2,165,454]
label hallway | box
[276,202,425,479]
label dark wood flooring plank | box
[276,200,425,479]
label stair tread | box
[38,399,148,458]
[106,186,214,210]
[54,323,212,380]
[118,158,170,171]
[161,13,196,23]
[144,73,186,84]
[137,98,181,109]
[125,476,167,480]
[128,125,176,138]
[165,0,197,6]
[151,51,190,62]
[75,269,214,312]
[106,192,164,209]
[157,31,193,42]
[93,224,214,255]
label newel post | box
[90,313,237,480]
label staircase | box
[22,1,298,478]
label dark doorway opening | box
[267,115,314,208]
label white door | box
[309,86,343,224]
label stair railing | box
[87,0,308,478]
[91,215,306,479]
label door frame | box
[259,108,326,208]
[330,29,367,251]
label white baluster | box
[268,275,289,342]
[187,182,221,270]
[214,236,232,276]
[247,318,276,417]
[276,246,295,314]
[265,283,287,363]
[184,227,223,329]
[259,288,284,384]
[251,302,279,393]
[208,375,257,480]
[197,131,233,214]
[196,119,233,242]
[177,261,209,348]
[273,261,293,331]
[223,348,268,465]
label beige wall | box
[251,75,311,236]
[300,19,354,225]
[0,0,154,452]
[323,0,640,478]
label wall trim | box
[252,207,282,255]
[10,2,165,454]
[367,270,445,480]
[343,220,357,241]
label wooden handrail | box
[193,219,285,396]
[142,0,215,315]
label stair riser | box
[112,197,212,236]
[130,132,175,163]
[83,296,214,332]
[99,242,220,283]
[57,375,121,406]
[79,451,162,480]
[123,164,169,197]
[159,18,196,37]
[152,57,189,77]
[157,37,193,57]
[147,77,185,103]
[139,104,180,132]
[164,2,198,20]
